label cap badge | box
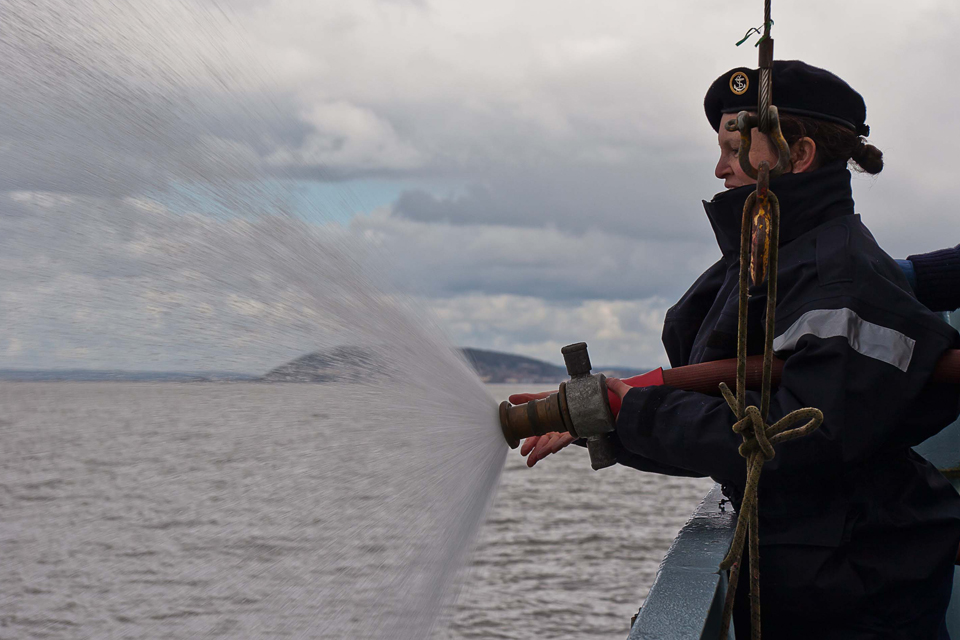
[729,72,749,96]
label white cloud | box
[427,293,671,368]
[268,102,424,170]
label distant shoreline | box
[0,370,258,382]
[1,347,655,384]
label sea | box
[0,382,712,640]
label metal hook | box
[724,105,792,180]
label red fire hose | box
[607,349,960,416]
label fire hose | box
[499,343,960,460]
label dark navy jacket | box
[613,162,960,637]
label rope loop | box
[734,407,776,460]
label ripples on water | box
[0,382,503,639]
[0,382,710,639]
[449,387,713,640]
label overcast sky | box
[1,0,958,371]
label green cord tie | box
[736,20,774,47]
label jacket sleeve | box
[573,434,707,477]
[908,244,960,312]
[615,296,960,492]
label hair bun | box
[852,140,867,160]
[852,140,883,175]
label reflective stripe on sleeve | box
[772,307,916,372]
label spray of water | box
[0,1,508,637]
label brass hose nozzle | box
[499,385,572,449]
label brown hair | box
[777,114,883,175]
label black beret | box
[704,60,869,136]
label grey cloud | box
[393,186,498,224]
[386,161,960,276]
[349,213,719,303]
[390,158,721,240]
[364,165,960,308]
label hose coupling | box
[498,342,617,470]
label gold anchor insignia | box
[730,71,749,96]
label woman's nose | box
[715,157,731,181]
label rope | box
[715,172,822,639]
[716,3,824,637]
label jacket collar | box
[702,161,855,259]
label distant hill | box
[461,348,566,383]
[0,370,256,382]
[461,348,651,382]
[260,346,653,384]
[260,346,383,383]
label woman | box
[517,61,960,638]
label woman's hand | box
[507,390,554,404]
[507,390,571,467]
[509,380,633,467]
[520,431,576,467]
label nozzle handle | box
[587,434,617,470]
[561,342,592,377]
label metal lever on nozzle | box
[498,342,618,470]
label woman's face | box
[715,112,783,189]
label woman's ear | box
[791,137,818,173]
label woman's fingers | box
[522,434,552,466]
[605,377,632,400]
[527,440,548,466]
[520,435,541,456]
[549,433,575,453]
[523,432,576,467]
[507,390,556,405]
[528,435,555,466]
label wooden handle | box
[661,350,960,395]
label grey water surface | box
[0,382,710,640]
